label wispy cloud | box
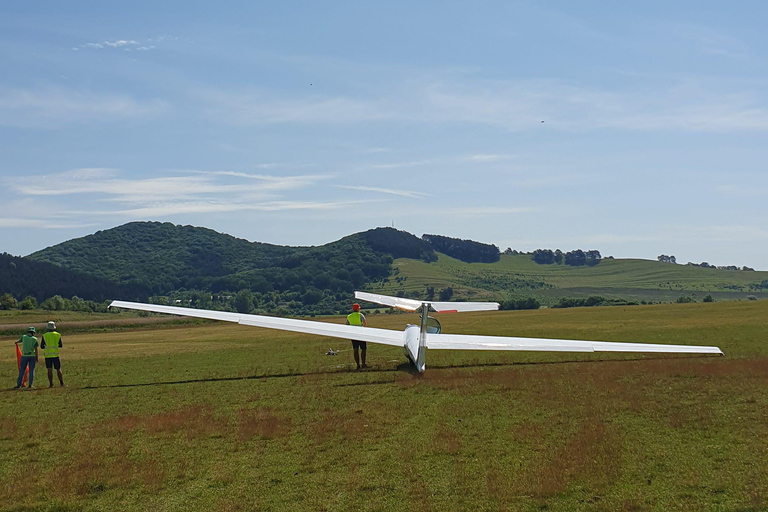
[367,159,437,170]
[666,22,752,60]
[76,38,159,52]
[202,90,395,125]
[0,218,98,229]
[406,205,536,217]
[0,87,167,128]
[461,154,513,162]
[200,78,768,133]
[716,184,768,197]
[451,206,537,216]
[186,170,330,190]
[104,40,139,47]
[667,224,768,242]
[336,185,428,198]
[108,199,370,218]
[4,168,350,221]
[10,169,331,203]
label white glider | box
[110,291,722,372]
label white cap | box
[47,321,56,330]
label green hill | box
[0,252,148,303]
[13,222,768,311]
[368,253,768,305]
[23,222,433,313]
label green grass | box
[368,253,768,304]
[0,301,766,511]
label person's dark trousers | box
[17,356,36,388]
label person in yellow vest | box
[41,321,64,387]
[15,327,39,389]
[345,303,368,370]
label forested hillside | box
[0,252,148,303]
[5,222,767,315]
[422,234,499,263]
[22,223,429,314]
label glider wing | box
[427,333,723,355]
[109,300,404,347]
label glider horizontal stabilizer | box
[354,291,499,313]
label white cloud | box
[104,40,139,47]
[451,206,537,216]
[186,170,330,190]
[0,87,167,128]
[716,184,768,197]
[461,154,513,162]
[0,218,98,229]
[367,159,436,170]
[109,199,369,217]
[668,224,768,242]
[4,169,350,221]
[666,22,752,61]
[200,78,768,133]
[336,185,428,198]
[203,91,394,125]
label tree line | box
[531,249,602,266]
[658,254,754,271]
[421,234,500,263]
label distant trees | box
[686,262,755,271]
[421,234,500,263]
[0,252,148,303]
[234,289,254,313]
[657,254,677,264]
[551,296,638,308]
[19,296,37,310]
[532,249,555,264]
[439,287,454,301]
[41,295,67,311]
[563,250,584,266]
[363,227,436,262]
[531,249,601,267]
[500,297,540,310]
[0,292,112,313]
[0,293,17,310]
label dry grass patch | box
[107,404,225,440]
[306,409,368,444]
[236,406,292,442]
[433,423,461,455]
[50,436,166,499]
[0,417,18,440]
[525,415,620,498]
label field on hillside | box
[369,254,768,304]
[1,302,766,511]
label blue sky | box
[2,1,768,269]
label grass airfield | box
[1,301,767,511]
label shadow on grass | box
[73,353,719,390]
